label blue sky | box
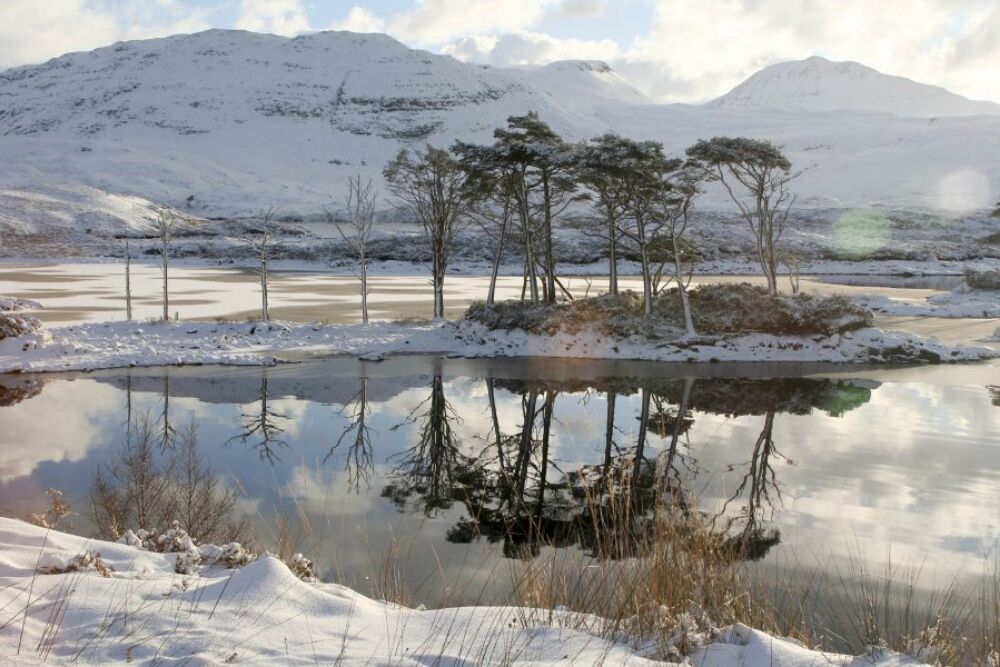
[1,0,997,103]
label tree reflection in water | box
[372,373,872,563]
[226,376,290,464]
[382,373,471,514]
[325,375,375,491]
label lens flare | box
[830,209,890,260]
[936,169,991,214]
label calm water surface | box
[1,356,997,605]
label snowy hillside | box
[709,56,1000,117]
[0,30,997,230]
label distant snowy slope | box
[709,56,1000,117]
[0,31,997,223]
[0,30,629,216]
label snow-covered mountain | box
[709,56,1000,117]
[0,30,997,231]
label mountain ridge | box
[0,30,997,221]
[709,55,1000,117]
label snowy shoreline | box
[1,317,995,374]
[0,518,930,666]
[3,254,998,278]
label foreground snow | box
[0,317,995,374]
[0,518,926,666]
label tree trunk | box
[487,210,508,306]
[632,388,650,506]
[542,174,556,304]
[670,230,695,336]
[517,181,539,304]
[636,215,653,317]
[607,209,618,296]
[603,391,616,484]
[260,257,269,321]
[161,237,169,322]
[124,239,132,321]
[360,246,369,324]
[432,253,445,319]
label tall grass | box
[12,482,1000,665]
[496,487,999,664]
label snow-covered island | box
[2,284,995,374]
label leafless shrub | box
[28,488,70,529]
[90,414,249,545]
[36,550,113,578]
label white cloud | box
[443,30,619,66]
[619,0,1000,103]
[0,0,211,69]
[384,0,554,45]
[330,6,386,33]
[234,0,310,36]
[2,0,997,107]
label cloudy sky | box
[1,0,998,103]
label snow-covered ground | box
[1,317,994,374]
[0,518,929,666]
[0,30,997,239]
[857,287,1000,318]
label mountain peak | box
[709,56,1000,117]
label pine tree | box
[687,137,796,296]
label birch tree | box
[384,145,470,320]
[238,208,278,321]
[335,176,377,323]
[151,209,181,321]
[122,235,133,321]
[686,137,796,296]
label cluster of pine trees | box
[131,113,799,330]
[382,112,798,332]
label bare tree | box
[91,415,247,544]
[238,208,279,321]
[652,168,701,336]
[91,414,176,538]
[687,137,796,296]
[384,145,470,319]
[123,235,133,321]
[334,177,377,323]
[782,249,805,294]
[151,209,182,321]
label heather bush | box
[465,284,872,338]
[965,268,1000,291]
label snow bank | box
[0,316,994,374]
[0,518,927,666]
[856,288,1000,318]
[0,294,43,341]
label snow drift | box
[0,517,929,665]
